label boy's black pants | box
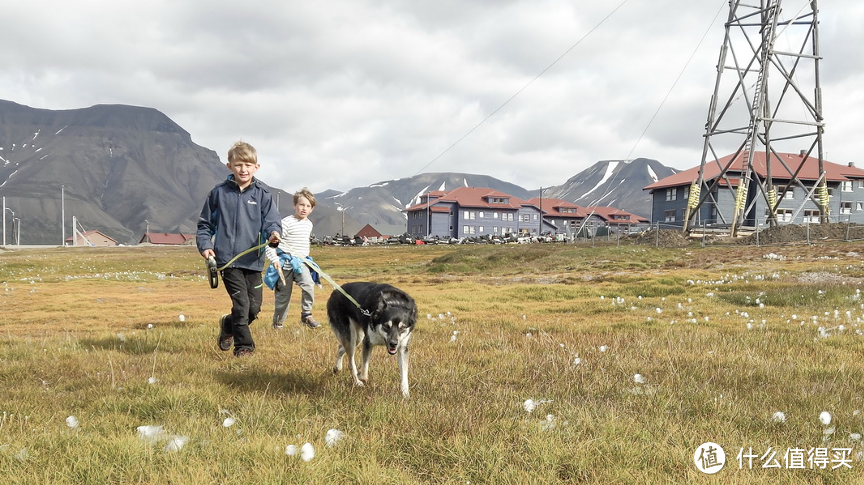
[221,267,263,353]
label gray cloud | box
[1,0,860,194]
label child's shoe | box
[301,314,321,329]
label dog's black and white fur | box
[327,282,417,398]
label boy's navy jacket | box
[196,176,282,271]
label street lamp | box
[337,205,353,238]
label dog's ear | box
[376,289,410,311]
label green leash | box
[302,259,371,317]
[206,242,272,289]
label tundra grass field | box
[0,241,863,484]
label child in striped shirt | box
[271,188,321,329]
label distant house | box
[644,152,864,227]
[585,206,649,228]
[66,230,118,247]
[139,232,195,245]
[404,188,645,238]
[354,224,385,243]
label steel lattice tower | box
[683,0,826,235]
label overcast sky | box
[2,1,862,194]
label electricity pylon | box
[683,0,826,236]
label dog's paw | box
[352,379,365,388]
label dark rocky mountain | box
[0,100,228,245]
[0,100,679,244]
[542,158,679,218]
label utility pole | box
[683,0,825,235]
[61,185,66,246]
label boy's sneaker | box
[218,314,233,351]
[301,314,321,329]
[234,348,254,357]
[272,321,284,330]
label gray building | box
[644,152,864,228]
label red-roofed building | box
[138,232,195,245]
[404,188,646,239]
[66,230,118,247]
[644,152,864,227]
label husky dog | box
[327,282,417,398]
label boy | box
[196,141,281,357]
[269,188,321,329]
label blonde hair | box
[227,140,258,164]
[294,187,316,208]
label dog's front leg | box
[333,345,346,374]
[345,342,364,387]
[359,338,373,383]
[398,343,410,398]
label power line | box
[413,0,631,176]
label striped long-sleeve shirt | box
[276,215,313,258]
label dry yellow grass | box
[0,242,862,483]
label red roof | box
[645,152,864,191]
[141,233,195,245]
[523,197,587,218]
[585,206,648,224]
[405,187,521,211]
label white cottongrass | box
[147,323,154,330]
[285,442,316,461]
[66,416,79,428]
[222,417,236,428]
[164,435,189,452]
[819,411,832,426]
[147,377,157,385]
[572,357,582,366]
[850,433,862,442]
[450,331,459,342]
[599,345,608,353]
[633,374,646,384]
[771,411,786,423]
[522,399,552,413]
[325,429,345,447]
[136,425,164,441]
[300,442,315,462]
[178,314,185,322]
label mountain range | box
[0,101,678,245]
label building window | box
[683,185,689,201]
[803,210,820,223]
[778,185,793,199]
[841,202,852,214]
[664,209,676,222]
[478,226,484,233]
[775,209,793,222]
[666,188,677,201]
[479,211,485,218]
[520,214,530,223]
[494,212,499,219]
[858,202,863,212]
[493,226,499,234]
[842,181,853,192]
